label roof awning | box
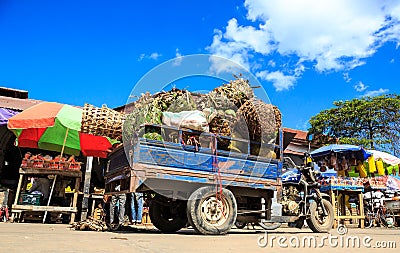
[0,107,18,125]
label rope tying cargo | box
[211,135,226,219]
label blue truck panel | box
[134,139,280,180]
[105,124,283,193]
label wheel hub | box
[200,196,228,226]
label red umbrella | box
[7,102,116,158]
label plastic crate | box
[18,193,42,206]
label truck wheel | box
[149,197,188,233]
[187,186,237,235]
[306,199,334,233]
[234,220,246,229]
[258,221,281,230]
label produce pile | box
[123,77,282,156]
[21,152,81,171]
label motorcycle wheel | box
[306,199,334,233]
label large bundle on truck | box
[122,76,281,157]
[104,76,334,236]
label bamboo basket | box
[81,103,126,140]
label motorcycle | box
[279,153,334,232]
[234,153,334,232]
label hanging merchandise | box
[386,164,399,176]
[335,155,347,177]
[349,153,357,166]
[339,155,349,177]
[357,160,368,178]
[367,150,400,166]
[368,155,377,173]
[330,153,338,170]
[376,159,385,176]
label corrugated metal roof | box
[283,127,308,140]
[0,96,42,111]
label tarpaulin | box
[0,108,18,125]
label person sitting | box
[28,177,51,205]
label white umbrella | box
[367,150,400,166]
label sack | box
[162,111,209,132]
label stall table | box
[11,167,82,224]
[321,184,365,228]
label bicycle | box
[364,201,395,228]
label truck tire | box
[306,199,334,233]
[187,186,237,235]
[258,221,281,230]
[234,220,246,229]
[149,197,188,233]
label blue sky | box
[1,0,400,130]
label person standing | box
[131,192,143,224]
[109,184,126,228]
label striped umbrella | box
[7,102,116,158]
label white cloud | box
[343,73,352,83]
[268,60,276,67]
[207,30,251,71]
[390,58,395,63]
[256,63,304,90]
[207,0,400,90]
[208,55,246,75]
[173,48,183,66]
[138,52,162,61]
[256,70,296,91]
[138,54,145,61]
[149,52,161,60]
[363,88,389,97]
[354,81,368,92]
[224,18,274,55]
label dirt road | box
[1,223,400,253]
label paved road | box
[1,223,400,253]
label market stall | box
[7,102,118,223]
[311,144,400,228]
[319,177,365,228]
[11,163,82,224]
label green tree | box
[308,94,400,155]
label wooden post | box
[11,174,24,221]
[80,156,93,221]
[70,177,80,224]
[13,174,23,206]
[331,190,337,228]
[358,191,365,228]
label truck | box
[105,124,334,235]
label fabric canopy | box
[7,102,116,158]
[311,144,371,160]
[7,102,64,129]
[367,150,400,166]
